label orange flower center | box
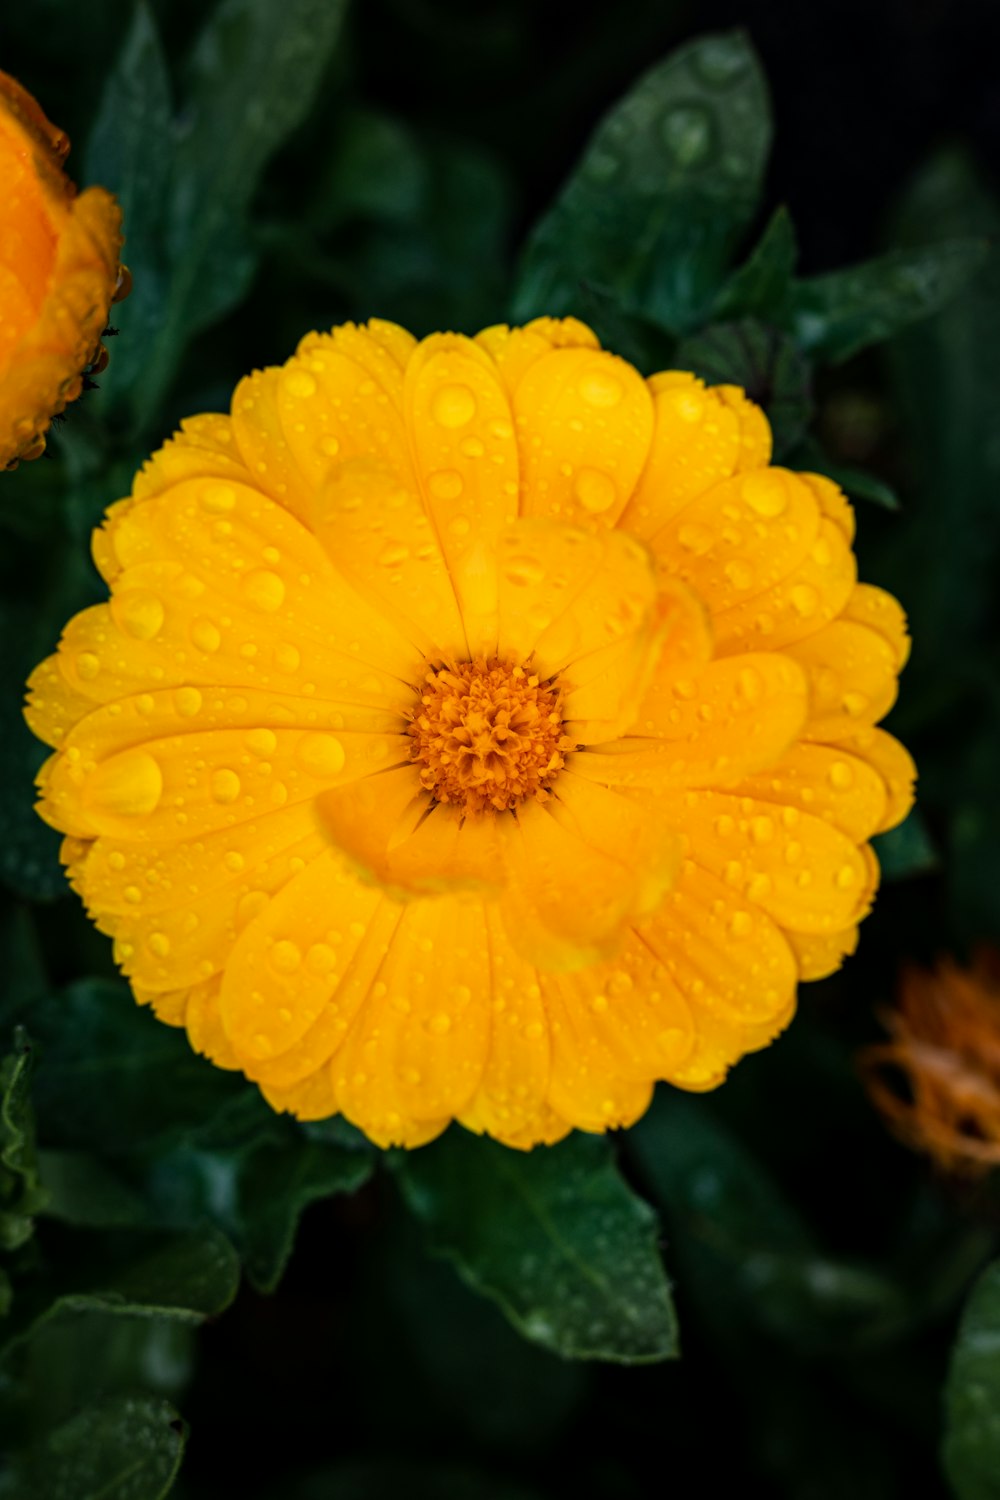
[408,659,570,815]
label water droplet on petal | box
[284,369,317,399]
[742,471,788,517]
[210,768,241,804]
[296,732,345,777]
[828,760,854,789]
[504,555,545,587]
[113,589,165,640]
[271,939,302,973]
[432,383,476,428]
[573,466,617,513]
[378,542,410,568]
[242,569,286,612]
[578,367,622,408]
[200,484,236,514]
[191,618,221,653]
[428,469,464,500]
[790,583,819,617]
[174,687,203,717]
[274,643,301,673]
[76,652,100,681]
[246,727,278,756]
[88,751,163,816]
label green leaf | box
[711,204,798,321]
[788,238,990,363]
[3,1394,186,1500]
[0,1030,47,1254]
[790,438,901,511]
[235,1137,374,1293]
[84,1,174,427]
[395,1129,677,1364]
[872,809,939,880]
[943,1259,1000,1500]
[1,1225,239,1356]
[631,1092,910,1354]
[674,317,813,456]
[23,980,266,1155]
[512,31,772,332]
[88,0,350,431]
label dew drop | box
[836,864,857,890]
[242,569,286,612]
[284,369,317,399]
[113,589,165,640]
[274,643,301,673]
[147,932,170,958]
[503,555,545,587]
[88,752,163,816]
[378,542,410,568]
[199,483,236,514]
[573,467,617,513]
[306,942,337,975]
[296,732,346,777]
[678,522,714,554]
[432,383,476,428]
[724,559,754,590]
[225,850,245,873]
[661,105,714,167]
[448,515,471,539]
[245,727,277,756]
[173,686,202,717]
[729,910,753,937]
[751,815,774,844]
[318,435,341,458]
[790,584,820,617]
[828,759,854,789]
[210,768,241,804]
[426,1012,452,1035]
[271,939,302,973]
[742,472,788,517]
[667,387,705,423]
[190,618,221,653]
[428,469,464,501]
[76,651,100,681]
[578,366,622,408]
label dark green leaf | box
[712,204,798,322]
[872,809,939,880]
[789,238,989,363]
[23,980,267,1155]
[791,438,901,511]
[0,1030,47,1253]
[3,1394,186,1500]
[2,1225,239,1356]
[512,31,771,332]
[674,317,813,456]
[89,0,349,430]
[395,1129,677,1364]
[632,1092,910,1354]
[235,1138,373,1293]
[84,1,174,426]
[943,1259,1000,1500]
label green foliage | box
[944,1258,1000,1500]
[513,32,772,331]
[0,1395,187,1500]
[395,1129,677,1363]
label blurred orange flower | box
[0,70,125,469]
[861,952,1000,1174]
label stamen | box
[407,658,573,816]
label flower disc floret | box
[25,315,916,1150]
[409,659,570,814]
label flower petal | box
[790,620,900,740]
[713,517,856,655]
[513,347,654,525]
[619,373,744,538]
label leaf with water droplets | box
[788,238,989,363]
[3,1394,187,1500]
[394,1128,678,1364]
[512,31,772,332]
[943,1259,1000,1500]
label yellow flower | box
[25,317,915,1148]
[0,69,125,469]
[861,952,1000,1176]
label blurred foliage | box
[0,1,999,1496]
